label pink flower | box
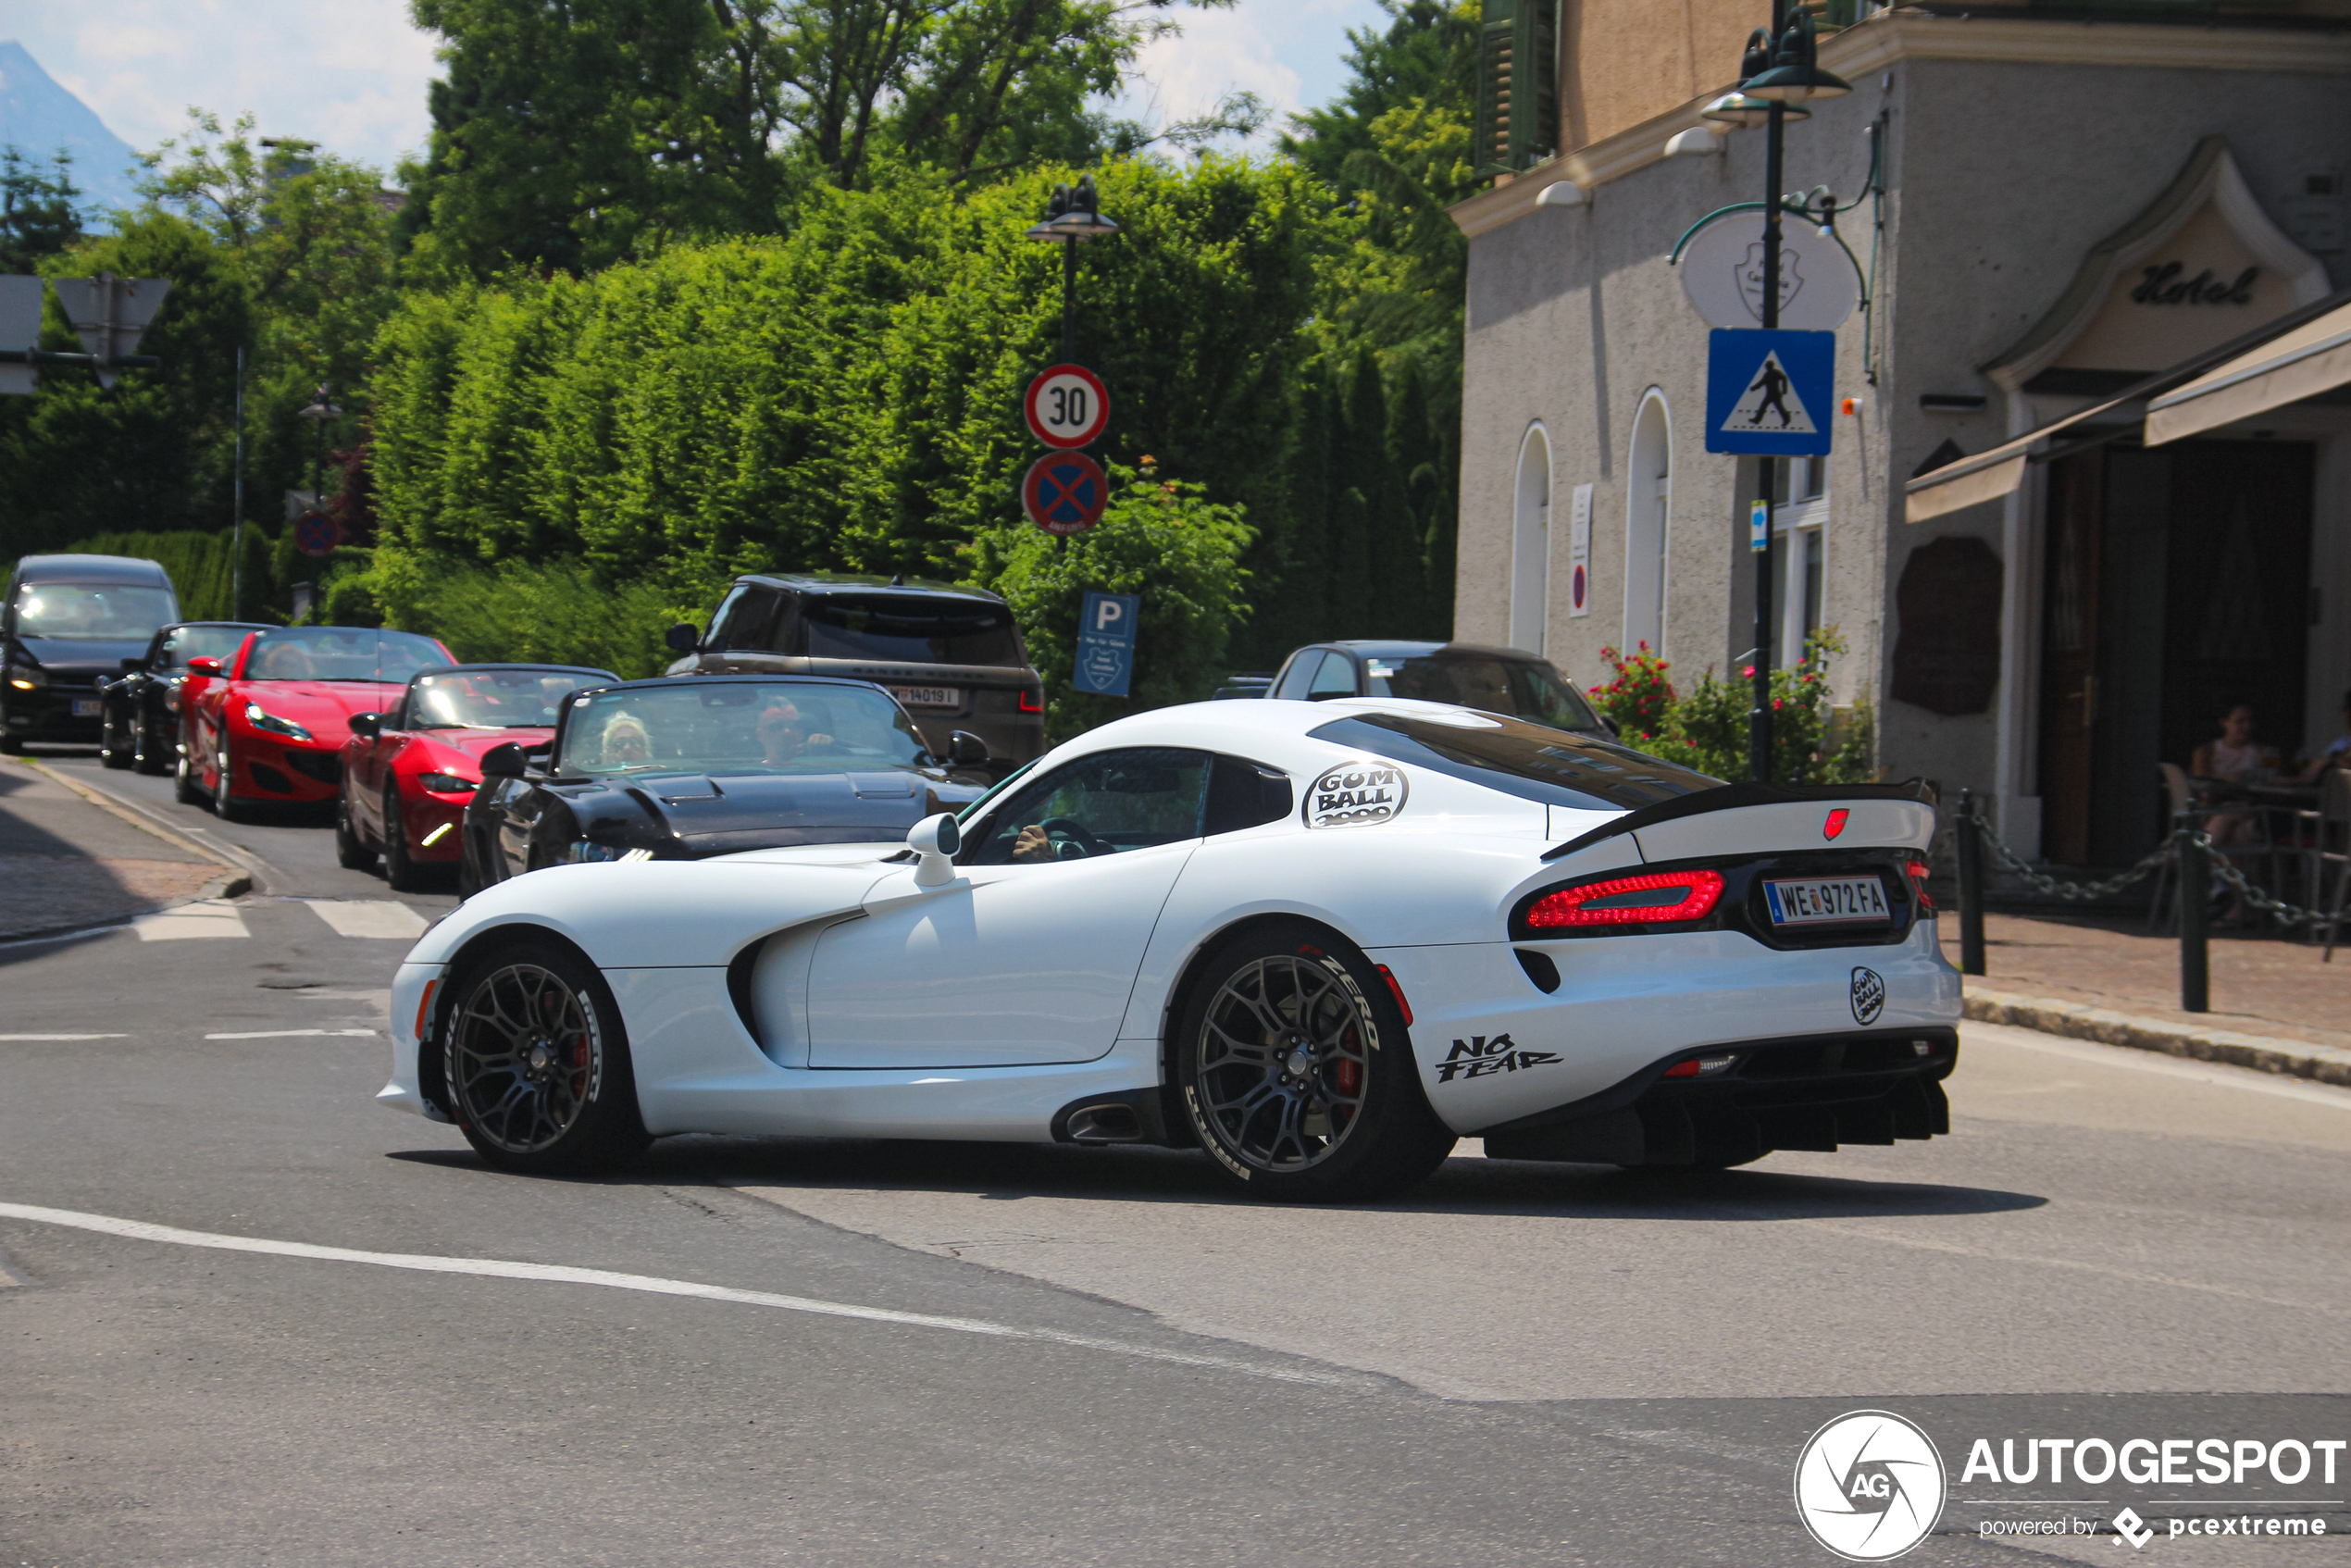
[1742,666,1755,678]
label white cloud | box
[0,0,440,172]
[1114,0,1388,149]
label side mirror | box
[120,656,143,673]
[349,712,382,740]
[186,656,221,677]
[480,741,528,779]
[907,811,962,888]
[664,623,702,655]
[945,730,989,767]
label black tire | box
[382,783,425,890]
[335,790,377,870]
[0,733,20,755]
[174,744,205,804]
[133,714,170,775]
[100,707,132,768]
[440,937,650,1175]
[212,737,247,822]
[1173,923,1456,1202]
[456,838,482,900]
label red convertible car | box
[178,626,454,820]
[337,663,616,890]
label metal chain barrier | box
[1961,799,2331,926]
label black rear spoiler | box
[1542,778,1938,862]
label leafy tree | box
[0,149,83,275]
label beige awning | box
[1903,287,2351,525]
[2145,299,2351,445]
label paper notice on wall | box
[1568,483,1593,617]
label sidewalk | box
[1940,910,2351,1087]
[0,756,246,940]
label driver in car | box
[599,713,653,768]
[755,700,834,765]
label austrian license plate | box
[889,686,962,710]
[1763,875,1891,927]
[71,699,101,717]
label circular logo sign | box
[1302,760,1408,828]
[1024,364,1110,449]
[1794,1410,1945,1562]
[1022,452,1109,536]
[1679,213,1857,331]
[1850,966,1886,1026]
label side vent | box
[1515,948,1561,994]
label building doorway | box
[2038,439,2315,866]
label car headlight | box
[243,702,313,741]
[416,772,478,795]
[6,668,44,690]
[565,840,623,864]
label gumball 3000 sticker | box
[1304,762,1408,828]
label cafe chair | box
[2306,768,2351,960]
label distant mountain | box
[0,41,142,218]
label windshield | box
[410,667,608,729]
[243,627,451,682]
[1309,712,1720,813]
[13,583,178,641]
[1363,653,1603,732]
[559,681,930,778]
[158,625,260,669]
[796,595,1022,666]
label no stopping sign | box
[1023,452,1108,536]
[1024,364,1110,449]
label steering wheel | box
[1036,815,1112,860]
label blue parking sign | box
[1073,591,1139,697]
[1706,329,1834,456]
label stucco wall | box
[1561,0,1767,153]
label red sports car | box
[178,626,455,820]
[337,663,617,890]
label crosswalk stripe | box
[132,901,250,941]
[204,1028,378,1040]
[300,900,429,940]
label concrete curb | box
[1965,984,2351,1089]
[14,757,273,890]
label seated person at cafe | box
[2190,702,2277,845]
[2290,688,2351,783]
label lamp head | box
[1025,173,1118,241]
[1701,91,1808,128]
[1744,12,1851,103]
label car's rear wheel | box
[335,790,377,870]
[381,783,426,890]
[441,940,649,1175]
[212,738,248,822]
[99,708,132,768]
[1173,924,1455,1202]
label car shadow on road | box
[390,1135,2046,1222]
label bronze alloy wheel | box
[446,961,605,1157]
[1192,950,1375,1173]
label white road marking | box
[131,901,249,940]
[301,900,428,940]
[0,1033,128,1041]
[1965,1021,2351,1112]
[0,1201,1365,1390]
[203,1028,378,1040]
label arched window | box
[1623,392,1672,653]
[1511,424,1552,655]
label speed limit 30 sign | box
[1024,364,1110,449]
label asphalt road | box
[3,750,2347,1566]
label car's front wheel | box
[212,737,247,822]
[440,939,650,1175]
[99,707,132,768]
[1173,924,1456,1202]
[334,790,377,870]
[174,743,205,804]
[381,783,426,890]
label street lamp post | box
[297,383,341,504]
[1024,175,1118,365]
[1706,9,1848,782]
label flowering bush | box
[1592,628,1877,786]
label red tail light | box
[1525,869,1725,930]
[1906,857,1935,914]
[1017,688,1044,714]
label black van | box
[2,554,181,753]
[666,573,1045,776]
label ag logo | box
[1849,966,1885,1026]
[1303,761,1407,828]
[1794,1410,1946,1562]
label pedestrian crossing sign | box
[1705,328,1833,455]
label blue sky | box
[0,0,1387,176]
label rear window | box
[1362,654,1603,732]
[1309,712,1720,813]
[795,595,1022,667]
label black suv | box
[2,555,182,753]
[667,574,1044,775]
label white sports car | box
[380,697,1961,1201]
